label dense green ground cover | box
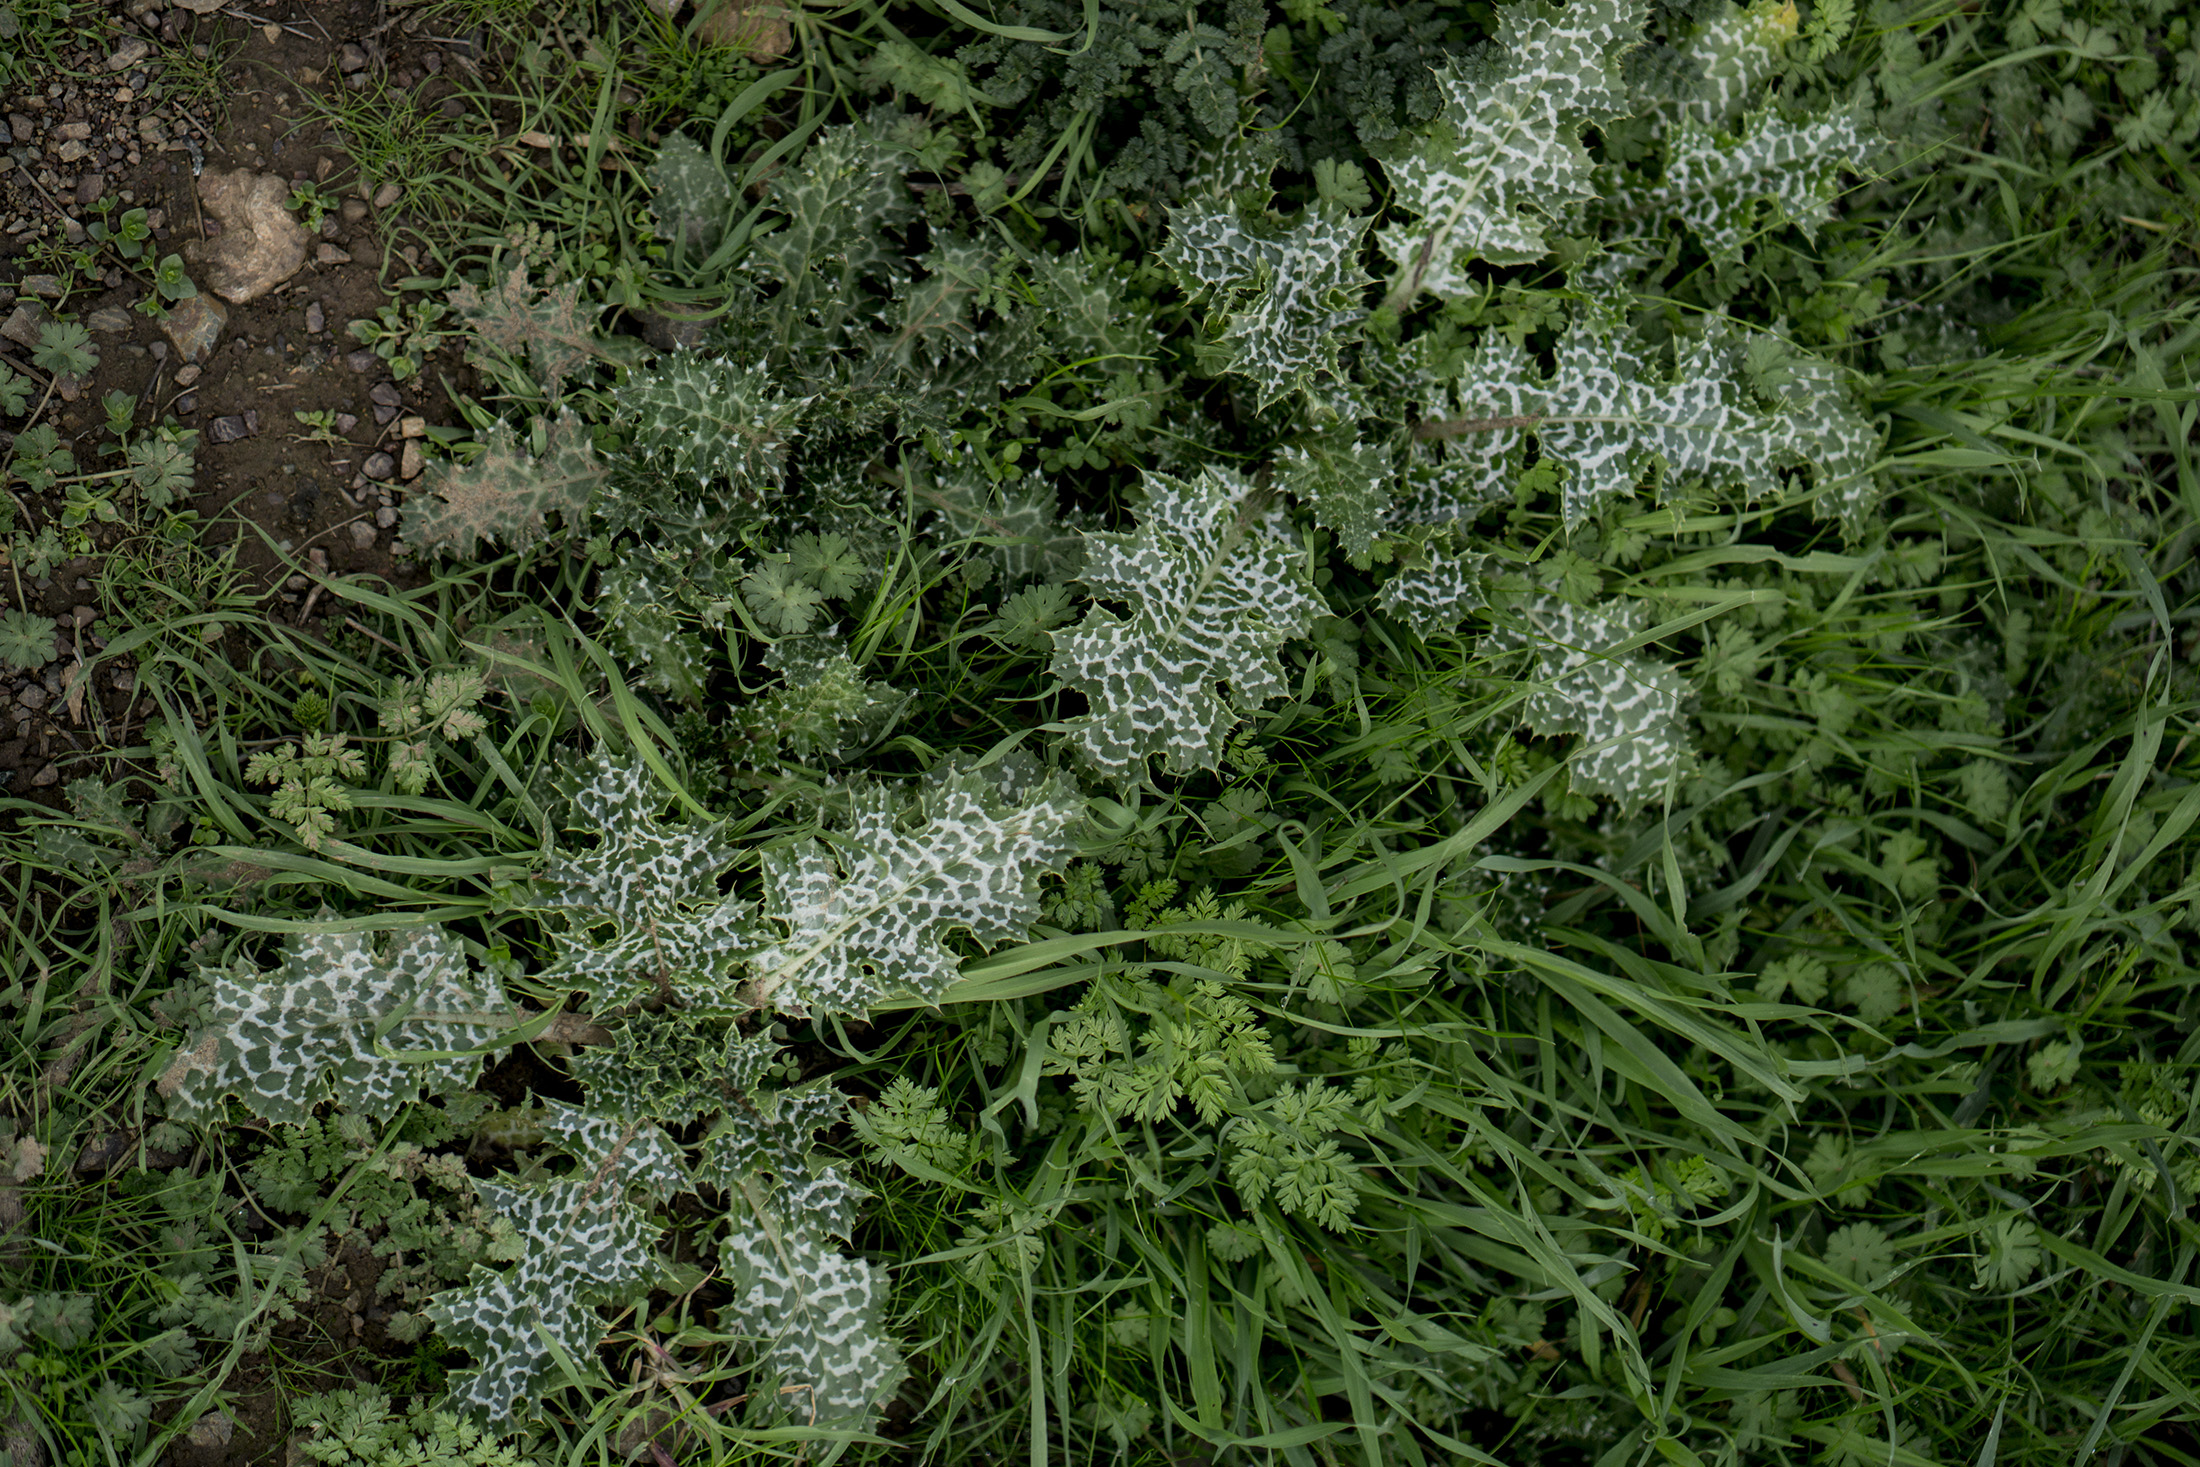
[3,0,2199,1463]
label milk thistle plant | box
[4,0,2198,1461]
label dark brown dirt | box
[1,0,485,797]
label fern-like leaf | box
[1487,593,1692,805]
[403,413,605,559]
[536,754,761,1010]
[743,763,1081,1015]
[1377,0,1646,301]
[160,925,512,1126]
[1051,469,1325,775]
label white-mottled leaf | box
[1639,106,1877,261]
[425,1178,656,1421]
[1487,594,1692,804]
[1377,0,1646,299]
[160,925,511,1126]
[1378,544,1494,635]
[1672,0,1798,126]
[1404,300,1871,529]
[1162,202,1372,410]
[744,765,1081,1015]
[696,1086,905,1428]
[1275,428,1396,558]
[537,754,762,1009]
[1051,468,1325,775]
[537,1098,690,1201]
[613,354,810,502]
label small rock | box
[20,275,63,299]
[398,414,425,437]
[334,411,357,433]
[174,363,201,386]
[375,505,397,528]
[86,306,133,334]
[74,173,104,205]
[184,1413,234,1450]
[149,340,167,360]
[338,42,369,72]
[205,414,254,444]
[63,218,90,245]
[54,139,89,164]
[315,243,351,265]
[399,438,422,480]
[339,198,368,223]
[183,169,309,304]
[54,373,81,402]
[58,122,93,141]
[362,450,395,480]
[372,181,401,209]
[372,402,398,426]
[319,214,341,239]
[159,293,228,362]
[70,606,95,628]
[6,115,31,144]
[345,348,378,373]
[308,548,329,572]
[369,381,403,407]
[1,303,48,348]
[304,300,324,333]
[348,521,377,550]
[18,685,49,712]
[285,574,309,591]
[107,37,153,70]
[112,670,134,694]
[173,392,196,413]
[30,763,59,788]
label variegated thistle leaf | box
[160,925,512,1126]
[1405,300,1869,529]
[744,123,915,325]
[1487,593,1692,805]
[573,1014,791,1124]
[1377,542,1494,635]
[913,457,1089,586]
[1052,469,1324,775]
[1672,0,1798,126]
[425,1177,657,1421]
[536,753,762,1010]
[1161,202,1372,411]
[1623,105,1878,262]
[1377,0,1645,302]
[403,413,606,559]
[537,1099,690,1202]
[647,131,732,253]
[743,764,1081,1016]
[1275,427,1396,558]
[695,1085,905,1428]
[726,631,910,767]
[448,262,601,399]
[613,354,809,502]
